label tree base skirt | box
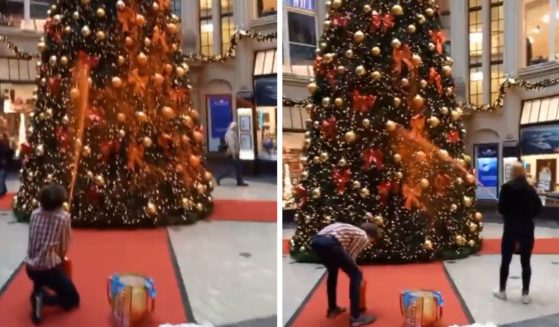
[290,242,483,264]
[12,203,214,229]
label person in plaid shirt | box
[311,222,382,327]
[25,184,79,324]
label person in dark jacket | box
[0,132,13,196]
[494,162,542,304]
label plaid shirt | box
[318,223,369,259]
[25,208,71,270]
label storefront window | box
[284,0,317,77]
[258,0,277,17]
[525,0,559,66]
[221,0,234,55]
[254,49,277,161]
[0,0,24,27]
[468,1,483,105]
[199,0,213,56]
[256,107,277,161]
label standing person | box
[0,131,13,196]
[25,184,79,324]
[494,162,542,304]
[216,122,248,187]
[310,222,382,326]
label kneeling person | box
[311,222,382,326]
[25,184,79,324]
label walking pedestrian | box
[310,222,382,326]
[216,122,248,186]
[494,162,542,304]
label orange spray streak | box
[68,53,91,208]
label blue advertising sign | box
[520,124,559,155]
[475,144,499,199]
[209,95,232,139]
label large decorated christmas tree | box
[290,0,484,263]
[14,0,213,227]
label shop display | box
[108,274,156,327]
[289,0,481,263]
[13,0,214,226]
[400,290,444,327]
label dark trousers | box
[500,221,535,294]
[0,168,7,196]
[26,265,80,310]
[217,156,243,185]
[311,234,362,319]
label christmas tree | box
[290,0,483,263]
[13,0,213,227]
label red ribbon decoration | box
[294,185,307,208]
[78,52,99,68]
[410,115,426,139]
[447,129,460,144]
[44,18,63,44]
[430,30,446,54]
[48,77,61,95]
[321,117,337,140]
[362,148,383,171]
[326,69,337,86]
[87,106,105,125]
[169,88,188,104]
[403,183,423,210]
[352,90,377,113]
[393,44,414,74]
[378,181,398,203]
[434,174,451,195]
[333,168,351,194]
[370,12,395,33]
[333,14,350,28]
[429,67,443,94]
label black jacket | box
[498,177,542,224]
[0,141,12,170]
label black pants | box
[217,156,244,185]
[311,234,362,319]
[500,222,535,294]
[26,265,80,310]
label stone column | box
[482,0,491,105]
[503,0,522,74]
[550,0,557,61]
[212,0,222,55]
[450,0,469,101]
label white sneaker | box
[522,294,531,304]
[493,290,507,301]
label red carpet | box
[290,263,470,327]
[0,229,187,327]
[283,239,289,256]
[0,192,14,210]
[480,238,559,254]
[210,199,276,222]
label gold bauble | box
[440,106,449,115]
[391,4,404,16]
[69,88,80,100]
[401,78,410,87]
[135,111,148,122]
[338,158,347,167]
[450,204,458,212]
[62,202,70,211]
[442,65,452,76]
[413,95,425,108]
[72,11,80,20]
[411,54,422,66]
[391,38,402,49]
[363,4,372,13]
[324,53,335,63]
[345,49,354,58]
[81,0,90,4]
[394,97,401,108]
[125,36,134,47]
[94,175,105,186]
[474,212,483,222]
[323,21,332,32]
[439,149,449,160]
[424,240,433,250]
[417,14,426,24]
[96,8,106,18]
[38,42,47,53]
[351,181,361,190]
[355,65,366,76]
[181,198,190,209]
[307,82,318,95]
[426,8,435,16]
[394,154,402,162]
[337,65,347,74]
[111,76,123,88]
[428,42,436,51]
[373,215,384,226]
[319,152,329,162]
[466,174,476,184]
[420,79,428,88]
[162,106,175,119]
[117,113,126,123]
[345,131,357,143]
[312,188,321,199]
[118,130,126,138]
[414,151,427,161]
[60,56,69,65]
[116,0,126,10]
[451,109,463,121]
[176,67,186,77]
[396,171,404,179]
[142,137,153,148]
[332,0,343,9]
[96,30,106,41]
[154,73,165,86]
[468,240,476,247]
[463,155,472,163]
[49,55,57,65]
[371,71,382,81]
[408,24,417,33]
[62,115,70,124]
[147,202,157,215]
[362,119,371,128]
[463,196,473,208]
[117,56,125,65]
[354,31,365,43]
[136,14,146,26]
[81,26,91,37]
[386,120,397,132]
[456,235,466,246]
[82,146,91,157]
[420,178,430,189]
[428,116,440,127]
[359,188,370,198]
[312,156,320,164]
[167,23,178,34]
[321,97,331,107]
[35,144,44,156]
[371,46,381,56]
[137,52,148,66]
[456,177,463,185]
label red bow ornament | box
[430,30,446,54]
[352,90,377,113]
[169,88,188,104]
[44,18,63,44]
[434,174,451,195]
[294,185,307,208]
[321,117,337,140]
[429,67,443,94]
[393,44,415,74]
[87,106,105,125]
[48,77,62,95]
[403,183,423,210]
[78,52,99,68]
[362,148,383,171]
[332,168,351,194]
[447,129,460,144]
[370,11,395,33]
[378,181,399,203]
[410,115,426,139]
[326,69,337,86]
[333,14,350,28]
